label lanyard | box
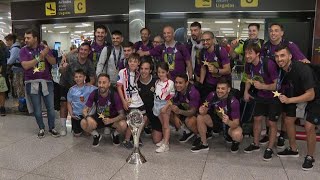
[164,46,176,65]
[250,58,264,79]
[113,47,122,68]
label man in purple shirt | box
[20,29,60,138]
[191,78,243,153]
[199,31,231,101]
[90,24,109,68]
[134,27,153,52]
[81,73,127,147]
[243,43,281,161]
[137,25,193,81]
[171,74,200,143]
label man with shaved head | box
[137,25,193,81]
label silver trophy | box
[126,109,147,164]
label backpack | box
[102,45,114,73]
[11,45,22,67]
[263,39,290,61]
[199,44,223,69]
[93,87,115,110]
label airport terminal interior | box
[0,0,320,179]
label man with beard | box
[275,45,319,171]
[137,26,192,81]
[134,28,153,52]
[186,22,203,82]
[90,24,109,68]
[59,42,96,136]
[96,30,124,85]
[191,78,243,153]
[20,29,60,138]
[81,73,127,147]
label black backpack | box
[263,39,290,61]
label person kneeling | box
[191,78,243,153]
[81,73,127,147]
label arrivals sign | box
[45,0,86,16]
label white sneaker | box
[104,127,111,135]
[156,143,169,153]
[60,128,67,136]
[156,139,164,147]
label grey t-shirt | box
[60,54,95,88]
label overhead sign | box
[74,0,86,14]
[195,0,212,8]
[240,0,258,7]
[45,2,56,16]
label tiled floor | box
[0,114,319,180]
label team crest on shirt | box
[80,96,84,102]
[150,86,155,93]
[214,56,218,61]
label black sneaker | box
[38,129,45,139]
[92,134,102,147]
[0,107,6,116]
[259,136,269,145]
[212,129,220,136]
[192,136,201,147]
[231,141,240,153]
[277,136,285,149]
[122,140,133,149]
[302,155,315,171]
[179,131,194,143]
[111,133,120,146]
[277,147,299,158]
[191,142,209,153]
[144,126,152,136]
[263,148,273,161]
[244,143,260,153]
[206,131,213,140]
[225,135,233,144]
[49,129,60,138]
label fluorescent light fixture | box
[245,20,264,24]
[74,31,85,33]
[60,31,69,34]
[187,21,202,24]
[0,22,6,24]
[0,17,3,19]
[75,23,91,28]
[71,33,74,35]
[8,12,11,15]
[222,31,234,34]
[54,26,67,28]
[243,28,248,30]
[202,28,211,31]
[216,35,224,38]
[220,28,233,31]
[42,27,47,29]
[8,16,11,19]
[238,19,240,23]
[237,24,240,28]
[48,30,53,33]
[83,32,93,35]
[215,21,233,24]
[224,34,235,36]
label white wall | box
[42,32,71,53]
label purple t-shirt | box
[201,46,230,86]
[173,85,200,110]
[245,58,278,98]
[19,45,54,81]
[149,43,191,80]
[134,41,153,52]
[89,42,105,66]
[260,40,306,61]
[205,92,240,120]
[86,90,123,118]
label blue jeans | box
[26,81,55,130]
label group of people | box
[1,21,319,171]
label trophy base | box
[126,148,147,164]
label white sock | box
[113,130,119,136]
[182,124,190,134]
[60,118,67,128]
[91,130,99,136]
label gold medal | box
[272,91,281,97]
[33,67,40,74]
[98,113,105,119]
[203,100,209,107]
